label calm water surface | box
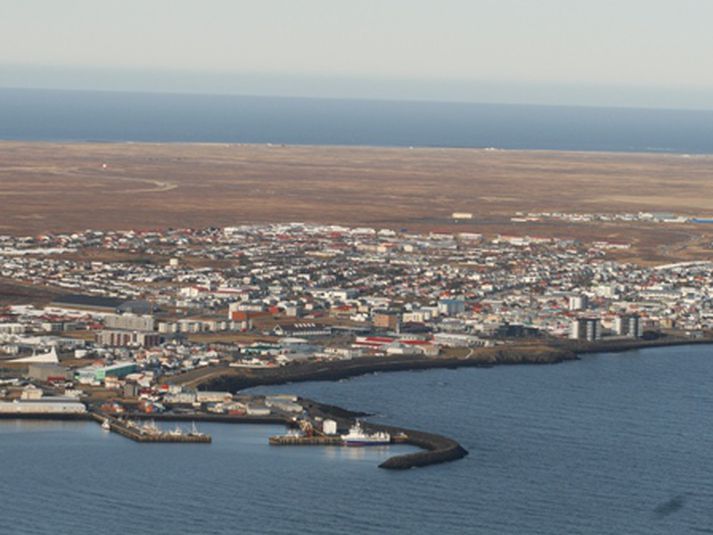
[2,344,713,534]
[3,88,713,153]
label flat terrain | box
[2,142,713,263]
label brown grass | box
[1,142,713,263]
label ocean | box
[2,344,713,534]
[2,88,713,153]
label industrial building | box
[27,363,72,383]
[76,361,138,383]
[0,399,87,415]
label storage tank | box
[323,419,338,435]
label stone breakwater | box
[301,399,469,470]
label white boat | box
[101,419,111,431]
[341,421,390,446]
[188,422,206,438]
[168,424,184,437]
[141,420,161,435]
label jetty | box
[91,412,211,444]
[274,399,468,469]
[269,435,343,446]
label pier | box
[90,412,211,444]
[269,435,343,446]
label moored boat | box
[341,421,390,446]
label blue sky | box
[1,0,712,108]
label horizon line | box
[4,85,713,115]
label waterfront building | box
[0,399,86,414]
[613,314,643,338]
[570,318,601,341]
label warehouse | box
[76,361,138,383]
[0,399,86,415]
[27,363,72,383]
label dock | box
[269,435,343,446]
[91,412,211,444]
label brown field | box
[0,278,63,306]
[2,142,713,263]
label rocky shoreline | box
[193,345,577,392]
[189,335,713,394]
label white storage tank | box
[323,419,338,435]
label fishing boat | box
[168,424,184,437]
[141,420,161,436]
[341,421,391,446]
[187,422,206,438]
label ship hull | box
[343,440,390,447]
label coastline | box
[0,401,467,470]
[3,338,711,471]
[181,335,713,394]
[163,336,712,469]
[2,138,712,157]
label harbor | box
[0,386,468,468]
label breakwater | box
[300,399,468,470]
[375,425,468,470]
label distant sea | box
[2,88,713,153]
[3,345,713,534]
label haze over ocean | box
[3,88,713,153]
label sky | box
[1,0,712,109]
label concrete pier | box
[269,435,343,446]
[91,412,211,444]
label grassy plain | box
[1,142,713,265]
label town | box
[1,221,712,423]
